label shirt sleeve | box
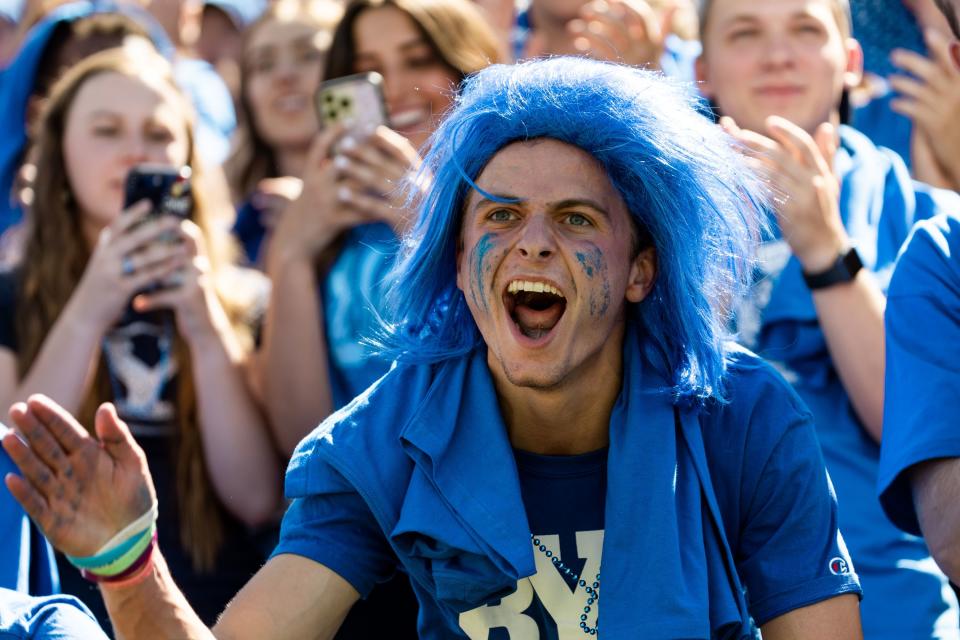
[271,464,399,599]
[878,215,960,535]
[735,410,862,625]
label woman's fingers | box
[112,215,182,257]
[108,200,153,236]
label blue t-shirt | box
[0,431,57,597]
[272,341,859,638]
[733,126,960,637]
[459,449,606,638]
[879,213,960,535]
[0,588,107,640]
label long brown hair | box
[16,46,254,571]
[324,0,505,85]
[223,0,343,202]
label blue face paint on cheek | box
[578,246,610,317]
[470,233,497,311]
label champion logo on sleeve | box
[829,557,850,575]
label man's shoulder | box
[284,356,458,497]
[721,344,811,418]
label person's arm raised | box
[722,116,886,441]
[1,395,357,639]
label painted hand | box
[2,396,156,558]
[721,115,848,272]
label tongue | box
[515,302,564,338]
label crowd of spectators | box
[0,0,959,637]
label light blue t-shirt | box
[0,588,107,639]
[734,126,960,638]
[879,213,960,535]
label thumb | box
[94,403,140,462]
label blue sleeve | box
[737,418,861,625]
[0,590,108,639]
[878,215,960,535]
[271,464,398,598]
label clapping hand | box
[567,0,674,69]
[721,115,849,272]
[890,28,960,190]
[2,396,155,558]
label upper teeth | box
[507,280,564,297]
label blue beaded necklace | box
[531,534,601,635]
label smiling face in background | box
[62,71,190,236]
[352,5,459,149]
[245,16,327,152]
[697,0,862,135]
[457,139,655,391]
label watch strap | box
[802,247,863,290]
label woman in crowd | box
[0,46,280,625]
[258,0,504,456]
[225,0,342,264]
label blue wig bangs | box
[382,57,767,401]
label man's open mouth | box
[503,280,567,341]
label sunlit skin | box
[696,0,861,136]
[244,18,326,159]
[352,5,459,149]
[61,71,191,246]
[456,139,656,403]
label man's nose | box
[516,214,556,260]
[761,34,796,69]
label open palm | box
[2,396,155,558]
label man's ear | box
[455,237,465,293]
[695,54,714,99]
[625,247,657,303]
[843,37,864,90]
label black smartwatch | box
[802,246,863,290]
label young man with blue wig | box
[696,0,960,637]
[2,57,862,638]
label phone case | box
[316,72,389,131]
[123,165,193,219]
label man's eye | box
[728,28,759,41]
[488,209,516,222]
[565,213,592,227]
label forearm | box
[186,308,281,526]
[811,270,886,441]
[100,551,216,640]
[260,253,333,457]
[5,295,107,413]
[911,458,960,583]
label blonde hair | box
[224,0,343,202]
[18,46,254,571]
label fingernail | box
[339,136,356,151]
[338,186,353,202]
[334,155,350,169]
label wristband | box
[801,246,863,290]
[66,503,158,575]
[97,537,158,590]
[81,531,156,584]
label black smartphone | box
[123,164,193,219]
[122,165,193,301]
[315,72,389,133]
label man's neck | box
[491,333,624,456]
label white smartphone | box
[315,72,389,132]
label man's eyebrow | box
[550,198,610,218]
[720,14,760,28]
[472,195,522,211]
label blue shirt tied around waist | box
[879,213,960,535]
[734,125,960,638]
[273,327,860,638]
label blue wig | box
[382,57,767,401]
